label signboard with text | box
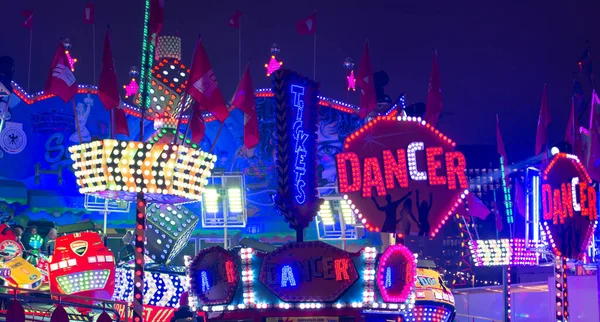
[258,241,358,302]
[273,70,320,231]
[541,153,598,259]
[189,246,239,305]
[335,116,468,237]
[376,244,416,303]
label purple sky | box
[1,0,599,161]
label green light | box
[500,156,514,224]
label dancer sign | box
[541,153,598,259]
[335,116,469,237]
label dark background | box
[1,0,599,162]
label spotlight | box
[551,146,560,156]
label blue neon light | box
[291,84,308,204]
[385,267,392,288]
[281,264,297,287]
[201,271,211,292]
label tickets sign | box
[259,241,358,302]
[335,116,468,237]
[541,153,598,259]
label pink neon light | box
[264,55,283,76]
[376,244,416,303]
[347,70,356,91]
[65,50,77,71]
[123,78,139,98]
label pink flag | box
[190,103,206,143]
[44,42,78,102]
[185,38,229,122]
[565,98,582,158]
[114,107,130,136]
[466,193,491,220]
[296,12,316,36]
[149,0,164,36]
[535,84,551,157]
[496,114,507,162]
[356,41,377,119]
[20,10,33,30]
[231,65,259,149]
[586,90,600,181]
[98,28,120,110]
[514,180,526,217]
[228,10,242,29]
[494,202,504,233]
[83,3,95,24]
[424,50,442,126]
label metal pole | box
[133,192,146,322]
[223,178,228,250]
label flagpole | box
[0,95,12,134]
[182,106,195,146]
[110,109,114,140]
[93,22,97,84]
[27,28,32,92]
[239,16,242,80]
[209,122,225,154]
[72,99,83,143]
[313,32,316,80]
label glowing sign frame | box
[541,153,598,259]
[376,244,417,303]
[189,246,240,305]
[335,115,469,237]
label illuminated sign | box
[541,153,598,259]
[376,244,416,303]
[258,241,358,302]
[273,70,319,230]
[189,246,239,305]
[336,116,468,237]
[414,268,454,304]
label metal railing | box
[0,286,126,321]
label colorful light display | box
[145,203,199,264]
[258,241,359,302]
[265,55,283,76]
[68,139,216,203]
[335,115,469,237]
[467,239,539,266]
[49,232,115,302]
[347,70,356,91]
[376,244,417,303]
[401,305,453,322]
[124,78,140,99]
[541,153,598,259]
[190,246,240,305]
[113,268,187,308]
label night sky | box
[2,0,599,162]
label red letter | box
[226,260,236,283]
[553,188,564,224]
[542,184,552,220]
[445,151,468,190]
[383,149,409,189]
[336,152,361,193]
[588,186,597,220]
[561,183,573,219]
[362,157,386,198]
[334,258,350,281]
[426,147,447,186]
[580,181,589,217]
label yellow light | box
[228,188,243,213]
[318,201,335,225]
[203,189,220,213]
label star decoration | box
[347,70,356,91]
[123,78,139,99]
[265,55,283,77]
[65,50,78,72]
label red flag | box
[586,90,600,181]
[190,105,206,143]
[185,38,229,123]
[357,41,377,119]
[494,206,504,233]
[496,114,507,162]
[83,3,95,24]
[20,10,33,30]
[296,12,316,36]
[514,180,526,217]
[424,50,442,126]
[114,107,130,136]
[98,29,120,110]
[44,42,78,102]
[228,10,242,29]
[466,193,491,220]
[149,0,164,36]
[232,65,259,149]
[535,84,551,156]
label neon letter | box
[226,260,236,283]
[385,267,392,288]
[383,149,409,189]
[542,184,552,220]
[561,183,573,219]
[553,188,564,224]
[334,259,350,281]
[201,271,210,292]
[445,151,468,190]
[571,177,581,211]
[580,181,589,218]
[426,147,447,186]
[407,142,427,181]
[291,85,308,205]
[588,186,597,220]
[281,265,296,287]
[362,157,386,198]
[336,152,361,193]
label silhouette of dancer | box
[399,198,419,236]
[372,192,412,233]
[416,189,433,236]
